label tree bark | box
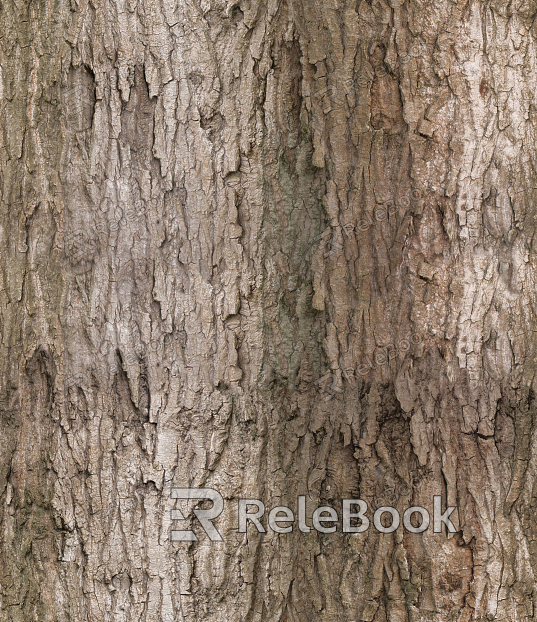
[1,0,537,620]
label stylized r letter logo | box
[170,488,224,542]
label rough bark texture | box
[2,0,537,619]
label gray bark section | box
[1,0,537,619]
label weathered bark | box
[2,0,537,619]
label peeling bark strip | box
[2,0,537,619]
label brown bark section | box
[1,0,537,620]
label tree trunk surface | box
[1,0,537,620]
